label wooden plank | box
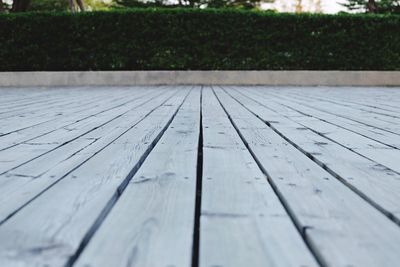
[282,89,400,122]
[74,88,201,267]
[246,88,400,173]
[199,88,317,267]
[264,87,400,116]
[0,95,100,134]
[0,88,154,150]
[290,87,400,113]
[245,89,400,160]
[292,88,400,115]
[0,89,175,223]
[262,89,400,149]
[0,87,138,133]
[214,86,400,267]
[0,87,90,118]
[0,87,85,107]
[0,89,164,174]
[0,89,72,111]
[259,88,400,135]
[0,91,108,124]
[226,87,400,221]
[0,86,99,110]
[0,88,189,267]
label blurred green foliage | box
[0,9,399,71]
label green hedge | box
[0,9,400,71]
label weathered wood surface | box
[75,88,201,267]
[0,85,400,267]
[200,88,317,267]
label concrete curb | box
[0,71,399,86]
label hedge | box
[0,9,400,71]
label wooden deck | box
[0,86,400,267]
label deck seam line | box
[0,88,159,151]
[191,86,203,267]
[236,88,400,183]
[65,88,192,267]
[224,88,400,227]
[0,88,162,151]
[236,88,400,174]
[263,90,400,137]
[253,89,400,150]
[0,89,168,175]
[212,87,326,267]
[287,91,400,119]
[0,89,180,226]
[0,90,107,120]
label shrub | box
[0,9,399,71]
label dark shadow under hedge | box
[0,9,399,71]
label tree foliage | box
[1,0,272,12]
[343,0,400,13]
[116,0,273,9]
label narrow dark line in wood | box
[236,89,400,168]
[223,88,400,227]
[264,90,400,137]
[296,121,400,175]
[212,87,326,267]
[65,89,192,267]
[252,90,400,150]
[0,118,59,137]
[0,90,159,150]
[192,87,203,267]
[339,99,400,113]
[0,90,180,227]
[0,90,169,175]
[0,92,102,120]
[287,91,400,119]
[238,88,400,173]
[0,96,71,116]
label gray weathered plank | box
[261,88,400,134]
[226,87,400,221]
[245,89,400,172]
[75,88,201,267]
[214,87,400,267]
[0,89,164,174]
[0,87,143,135]
[260,90,400,149]
[0,88,154,150]
[200,87,318,267]
[0,88,189,267]
[0,89,175,223]
[286,87,400,114]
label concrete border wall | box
[0,71,399,86]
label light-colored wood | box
[200,88,317,267]
[284,87,400,114]
[0,89,164,174]
[0,88,154,150]
[0,89,189,267]
[246,89,400,172]
[226,87,400,220]
[256,88,400,149]
[0,87,90,118]
[214,87,400,267]
[261,88,400,135]
[297,89,400,115]
[1,86,400,267]
[75,88,201,267]
[0,88,144,135]
[0,89,175,223]
[273,87,400,117]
